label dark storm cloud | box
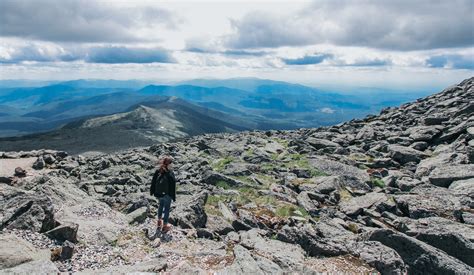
[86,46,175,64]
[0,0,178,43]
[226,0,474,51]
[427,54,474,69]
[282,53,333,65]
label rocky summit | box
[0,77,473,274]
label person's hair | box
[159,156,173,174]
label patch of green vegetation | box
[205,194,229,216]
[349,153,374,163]
[270,234,278,240]
[272,137,289,148]
[275,204,299,217]
[309,168,329,177]
[347,223,359,234]
[260,163,275,172]
[370,178,385,188]
[215,180,232,190]
[254,173,274,185]
[339,188,352,201]
[296,206,309,217]
[270,153,280,161]
[289,153,303,160]
[211,156,234,172]
[230,175,252,184]
[243,148,254,157]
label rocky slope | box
[0,77,473,274]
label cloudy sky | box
[0,0,473,89]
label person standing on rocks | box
[150,156,176,232]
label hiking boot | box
[162,224,172,233]
[157,219,163,229]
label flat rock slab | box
[308,156,370,191]
[394,216,474,266]
[393,184,464,220]
[365,229,474,274]
[0,234,49,269]
[0,259,59,274]
[339,192,392,216]
[428,164,474,187]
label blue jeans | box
[158,194,172,224]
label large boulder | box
[306,138,341,150]
[308,156,370,191]
[0,190,56,232]
[219,245,282,275]
[45,223,79,242]
[365,229,473,274]
[351,241,407,274]
[393,184,464,220]
[339,192,394,216]
[405,126,441,142]
[171,191,208,228]
[240,229,305,269]
[0,260,59,274]
[0,234,49,269]
[387,145,429,165]
[277,220,355,257]
[296,191,319,216]
[428,164,474,188]
[394,217,474,266]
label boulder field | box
[1,77,473,273]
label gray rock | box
[202,170,246,187]
[0,191,56,232]
[365,229,474,274]
[449,178,474,194]
[306,137,341,150]
[218,201,236,222]
[410,141,428,151]
[296,191,319,216]
[1,260,59,274]
[171,191,208,228]
[395,177,422,191]
[126,206,148,224]
[77,257,168,274]
[14,167,27,177]
[240,229,305,269]
[45,223,79,242]
[423,116,448,125]
[387,145,429,165]
[394,216,474,266]
[220,245,282,275]
[60,240,75,260]
[0,234,49,269]
[352,241,407,274]
[394,184,463,220]
[277,221,354,257]
[32,156,45,170]
[428,164,474,187]
[206,214,234,235]
[43,154,56,165]
[308,156,370,191]
[339,192,394,216]
[406,126,441,142]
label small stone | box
[14,167,27,177]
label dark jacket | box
[150,170,176,201]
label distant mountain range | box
[0,78,434,152]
